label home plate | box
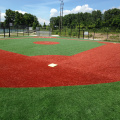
[48,63,58,67]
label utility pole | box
[78,12,80,38]
[59,0,64,35]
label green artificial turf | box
[0,82,120,120]
[0,38,104,56]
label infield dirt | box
[0,40,120,87]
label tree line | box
[1,9,47,29]
[50,8,120,31]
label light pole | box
[0,11,1,28]
[78,12,80,38]
[59,0,64,35]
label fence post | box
[11,27,12,33]
[88,31,89,39]
[9,26,10,37]
[4,27,5,38]
[83,30,84,39]
[107,31,108,40]
[39,27,40,36]
[60,27,61,36]
[49,28,51,36]
[17,26,18,37]
[78,27,80,38]
[28,27,29,36]
[118,34,120,42]
[23,26,24,36]
[93,31,95,40]
[65,27,66,36]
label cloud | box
[15,10,27,14]
[1,12,5,22]
[102,9,106,13]
[50,9,58,17]
[50,4,93,18]
[38,17,50,25]
[64,4,93,16]
[63,10,71,16]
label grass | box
[0,82,120,120]
[0,37,104,56]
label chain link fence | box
[1,25,120,42]
[52,26,120,42]
[36,27,52,37]
[0,25,36,38]
[0,26,53,38]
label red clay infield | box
[33,41,59,45]
[0,41,120,87]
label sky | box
[0,0,120,25]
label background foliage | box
[1,9,42,29]
[50,8,120,31]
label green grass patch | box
[0,37,104,56]
[0,82,120,120]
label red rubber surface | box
[33,41,59,45]
[0,41,120,87]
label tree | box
[32,16,39,30]
[4,9,15,27]
[50,17,58,29]
[92,10,102,28]
[14,11,24,26]
[4,9,40,28]
[50,8,120,31]
[23,13,34,26]
[111,15,120,28]
[43,22,46,29]
[0,22,5,28]
[103,8,120,28]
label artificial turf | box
[0,82,120,120]
[0,37,120,119]
[0,37,104,56]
